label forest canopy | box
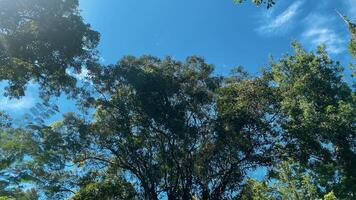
[0,0,355,199]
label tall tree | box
[215,43,355,199]
[0,0,99,98]
[269,43,355,199]
[7,56,277,199]
[3,45,354,199]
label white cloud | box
[301,13,346,54]
[303,13,328,27]
[257,0,304,34]
[0,96,35,111]
[302,28,345,54]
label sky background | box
[1,0,356,122]
[78,0,355,73]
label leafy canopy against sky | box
[0,0,99,99]
[2,44,355,199]
[0,0,355,199]
[1,0,355,113]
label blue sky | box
[79,0,355,71]
[1,0,356,118]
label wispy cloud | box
[301,13,346,54]
[303,27,344,54]
[302,28,344,54]
[0,96,35,111]
[257,0,304,34]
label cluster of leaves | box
[238,160,338,200]
[0,113,39,199]
[233,0,276,9]
[0,189,38,200]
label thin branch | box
[335,9,350,27]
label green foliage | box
[0,197,13,200]
[238,161,338,200]
[269,162,319,200]
[71,176,137,200]
[324,192,338,200]
[0,0,99,98]
[0,1,355,199]
[347,23,356,58]
[84,56,277,199]
[0,133,37,199]
[4,56,280,199]
[0,189,38,200]
[349,38,356,58]
[269,43,356,198]
[1,44,354,199]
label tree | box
[5,56,278,199]
[0,1,354,199]
[269,43,356,198]
[0,0,99,98]
[2,45,354,199]
[221,43,355,199]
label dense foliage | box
[0,0,99,98]
[1,46,355,199]
[238,160,338,200]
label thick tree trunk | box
[182,176,193,200]
[201,186,210,200]
[142,182,158,200]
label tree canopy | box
[238,160,338,200]
[1,45,355,199]
[0,0,355,200]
